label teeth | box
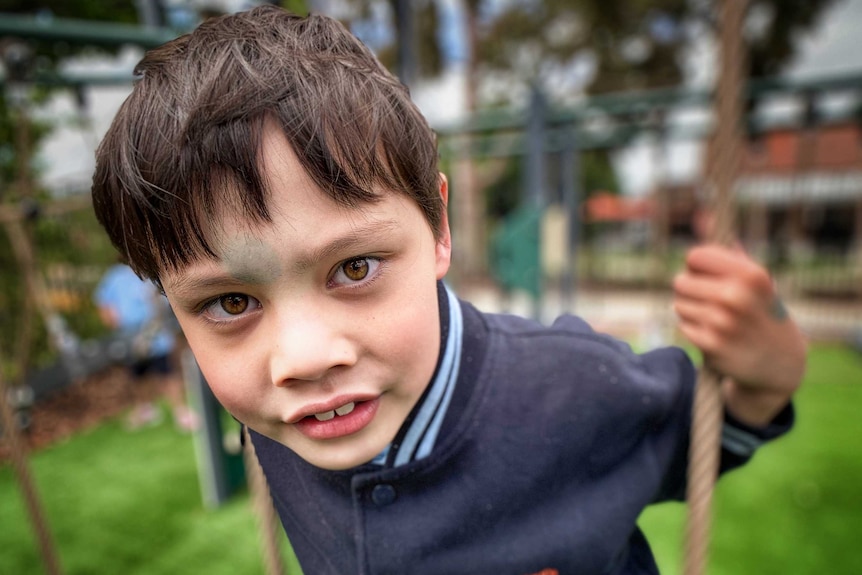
[314,410,335,421]
[335,402,355,416]
[312,402,356,422]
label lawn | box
[640,344,862,574]
[2,344,861,575]
[0,416,301,575]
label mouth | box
[309,401,356,422]
[291,396,380,440]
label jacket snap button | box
[371,484,397,506]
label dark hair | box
[91,5,442,282]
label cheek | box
[181,331,264,419]
[375,284,440,375]
[198,358,244,408]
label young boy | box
[91,6,806,574]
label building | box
[734,121,862,263]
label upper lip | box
[285,393,378,424]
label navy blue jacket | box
[252,298,793,574]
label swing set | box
[0,2,822,574]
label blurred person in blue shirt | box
[94,263,196,431]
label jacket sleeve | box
[653,368,795,503]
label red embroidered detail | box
[524,569,559,575]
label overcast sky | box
[789,0,861,79]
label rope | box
[683,2,748,575]
[243,427,287,575]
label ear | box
[435,173,452,280]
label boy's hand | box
[673,245,807,426]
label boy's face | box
[162,125,451,470]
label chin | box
[308,451,379,471]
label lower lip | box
[294,398,380,440]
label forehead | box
[192,140,416,253]
[207,126,393,238]
[159,120,436,291]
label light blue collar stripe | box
[393,285,463,467]
[415,287,463,460]
[371,445,389,466]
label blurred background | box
[1,1,860,574]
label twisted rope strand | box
[243,427,287,575]
[683,1,748,575]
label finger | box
[676,319,722,356]
[673,273,738,305]
[685,244,756,277]
[677,271,773,315]
[674,299,736,336]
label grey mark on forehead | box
[222,235,283,284]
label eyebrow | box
[166,218,402,296]
[164,274,250,300]
[293,218,401,273]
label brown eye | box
[342,258,369,281]
[220,294,249,315]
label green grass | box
[640,344,862,574]
[0,413,301,575]
[2,344,861,574]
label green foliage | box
[483,157,522,219]
[337,0,445,80]
[747,0,840,79]
[0,94,52,199]
[476,0,691,94]
[581,150,620,196]
[279,0,310,17]
[0,95,15,188]
[1,205,119,375]
[0,1,137,22]
[472,0,838,100]
[33,207,120,338]
[0,224,28,378]
[0,0,145,190]
[0,1,144,375]
[0,1,139,75]
[482,149,620,220]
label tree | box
[473,0,839,104]
[0,1,154,376]
[0,0,142,195]
[337,0,444,83]
[745,0,840,79]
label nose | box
[269,307,357,386]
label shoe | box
[173,406,199,433]
[126,403,163,429]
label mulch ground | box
[1,367,172,461]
